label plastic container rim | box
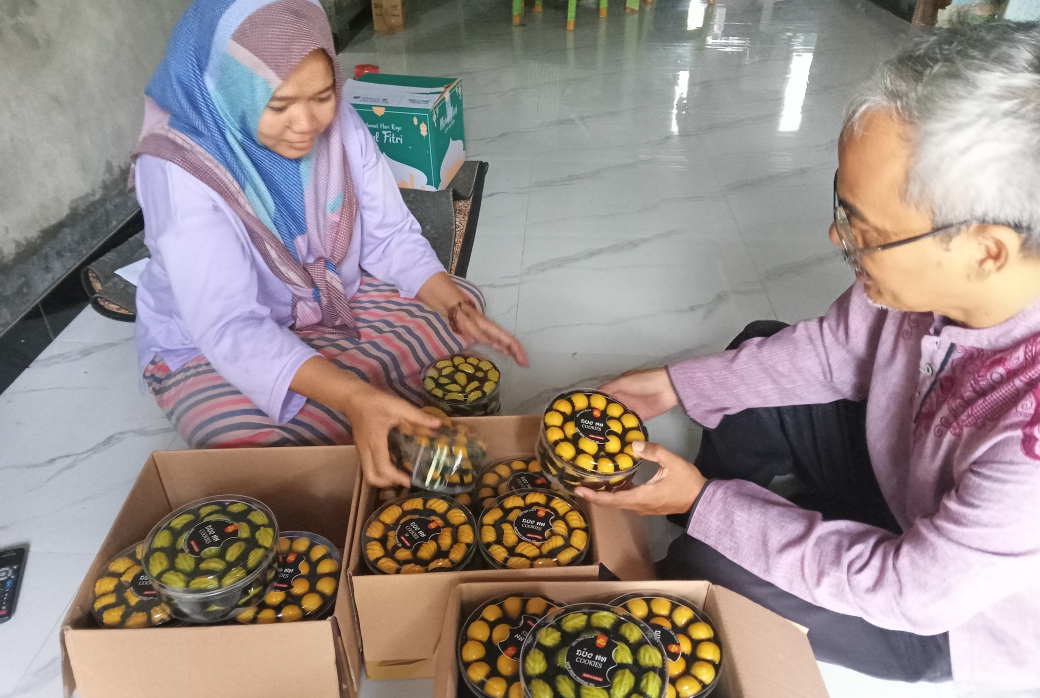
[519,601,670,698]
[361,493,478,575]
[474,488,590,570]
[457,593,564,698]
[142,493,280,598]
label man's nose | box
[828,223,842,248]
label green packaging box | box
[345,74,466,191]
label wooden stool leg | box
[599,0,607,18]
[534,0,542,12]
[513,0,523,24]
[567,0,576,29]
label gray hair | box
[845,22,1040,249]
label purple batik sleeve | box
[666,284,885,429]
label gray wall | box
[0,0,367,335]
[0,0,191,331]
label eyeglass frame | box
[832,170,972,276]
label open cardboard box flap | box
[62,446,362,698]
[348,415,656,678]
[433,581,829,698]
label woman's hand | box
[574,441,707,515]
[290,356,441,488]
[342,383,443,488]
[599,367,680,421]
[451,301,529,367]
[416,272,529,367]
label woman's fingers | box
[462,314,530,367]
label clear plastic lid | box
[142,495,279,597]
[539,390,649,493]
[458,594,562,698]
[91,541,174,629]
[421,353,502,417]
[361,494,477,574]
[520,602,669,698]
[476,490,590,570]
[609,593,723,697]
[390,419,487,494]
[233,531,342,624]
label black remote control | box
[0,547,27,624]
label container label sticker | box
[396,517,441,550]
[514,507,556,543]
[654,626,683,661]
[131,569,159,598]
[497,614,539,658]
[567,634,620,687]
[273,551,306,590]
[183,518,239,557]
[574,408,609,443]
[508,471,549,491]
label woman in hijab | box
[132,0,527,486]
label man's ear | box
[971,224,1017,277]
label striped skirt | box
[144,276,484,449]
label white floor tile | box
[0,552,92,697]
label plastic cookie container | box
[610,593,723,698]
[390,419,487,495]
[362,494,477,574]
[91,541,174,628]
[520,602,669,698]
[474,458,568,512]
[537,390,648,493]
[142,495,279,623]
[477,490,590,570]
[422,353,502,417]
[234,531,341,624]
[458,594,561,698]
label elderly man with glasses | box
[578,23,1040,687]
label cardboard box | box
[347,415,656,680]
[61,446,363,698]
[434,581,831,698]
[345,73,466,191]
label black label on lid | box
[130,570,158,598]
[396,517,441,550]
[566,634,620,687]
[273,551,305,590]
[183,518,239,557]
[507,472,548,491]
[574,408,609,443]
[514,507,556,543]
[654,626,682,661]
[496,614,539,658]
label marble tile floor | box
[1,0,1038,696]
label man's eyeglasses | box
[832,171,970,277]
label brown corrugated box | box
[347,415,657,681]
[60,446,363,698]
[434,581,831,698]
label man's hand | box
[452,303,529,368]
[599,367,680,421]
[343,384,443,488]
[574,441,707,515]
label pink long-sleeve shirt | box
[668,282,1040,688]
[133,104,446,422]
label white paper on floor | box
[114,258,149,286]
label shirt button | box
[922,364,934,375]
